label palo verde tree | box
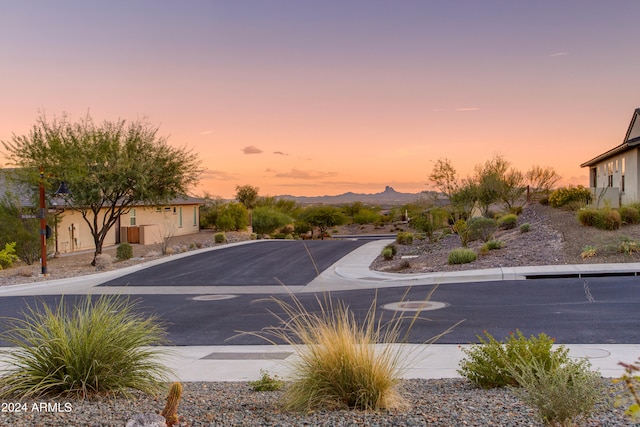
[2,113,200,265]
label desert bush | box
[452,219,470,247]
[482,240,504,252]
[448,248,477,265]
[353,208,381,225]
[497,214,517,230]
[509,206,523,216]
[0,242,19,270]
[385,243,397,256]
[395,232,414,245]
[616,357,640,421]
[619,238,640,255]
[381,248,394,260]
[249,369,285,392]
[580,245,597,258]
[520,223,531,233]
[593,208,621,230]
[507,356,604,426]
[467,217,497,242]
[548,186,592,209]
[0,295,171,398]
[253,294,437,412]
[539,196,549,205]
[116,242,133,261]
[619,206,640,225]
[577,208,599,227]
[94,253,113,271]
[214,232,226,243]
[458,330,568,389]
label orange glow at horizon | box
[0,2,638,199]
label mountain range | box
[279,186,439,206]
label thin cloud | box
[456,107,480,112]
[549,52,568,57]
[200,169,237,180]
[273,151,288,156]
[242,145,263,154]
[273,168,337,180]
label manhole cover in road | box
[192,295,237,301]
[383,301,448,312]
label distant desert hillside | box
[278,186,442,206]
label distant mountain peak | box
[383,186,396,193]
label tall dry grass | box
[248,289,460,412]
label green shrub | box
[619,238,640,255]
[548,185,592,208]
[581,245,597,258]
[452,219,470,247]
[458,330,568,389]
[467,217,497,242]
[509,206,523,216]
[484,240,504,251]
[249,369,285,392]
[619,206,640,225]
[616,357,640,421]
[116,242,133,261]
[381,247,394,260]
[520,223,531,233]
[593,208,621,230]
[353,208,381,225]
[507,357,604,426]
[577,208,599,226]
[214,232,227,243]
[497,214,517,230]
[385,243,397,256]
[395,231,414,245]
[0,295,170,398]
[539,196,549,205]
[448,248,477,265]
[0,242,19,269]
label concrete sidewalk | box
[153,343,639,382]
[1,239,639,381]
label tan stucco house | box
[581,108,640,207]
[0,170,203,254]
[54,195,203,253]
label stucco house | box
[0,169,203,254]
[55,195,203,253]
[580,108,640,208]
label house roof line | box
[580,108,640,168]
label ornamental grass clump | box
[448,248,477,265]
[251,291,457,412]
[0,295,171,399]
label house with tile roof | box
[581,108,640,208]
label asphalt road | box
[99,239,369,287]
[1,276,639,346]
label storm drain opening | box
[383,301,449,312]
[201,352,293,360]
[192,295,237,301]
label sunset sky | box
[1,1,639,199]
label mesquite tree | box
[2,113,200,265]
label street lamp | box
[39,168,70,276]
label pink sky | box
[1,1,639,199]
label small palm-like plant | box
[0,295,171,399]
